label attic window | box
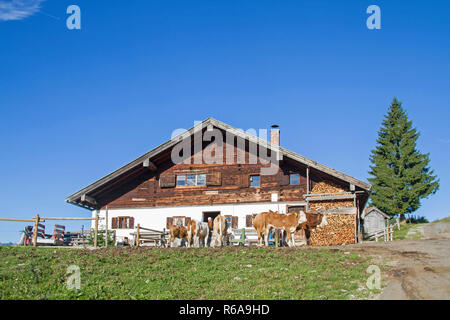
[176,175,186,186]
[290,173,300,185]
[250,175,260,187]
[176,174,207,187]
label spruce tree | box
[368,98,439,219]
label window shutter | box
[160,175,176,188]
[278,174,290,186]
[166,217,173,229]
[206,172,222,186]
[240,174,249,188]
[232,216,238,229]
[246,215,252,227]
[129,217,134,229]
[111,217,118,229]
[185,217,191,227]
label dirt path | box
[334,222,450,300]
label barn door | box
[202,211,220,222]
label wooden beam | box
[136,223,140,247]
[305,193,356,201]
[81,194,97,206]
[105,206,108,248]
[94,212,99,247]
[0,218,43,222]
[41,217,99,221]
[33,214,39,247]
[306,167,310,194]
[143,159,157,171]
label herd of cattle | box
[168,210,328,247]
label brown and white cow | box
[211,214,228,247]
[296,211,328,243]
[296,211,328,231]
[168,225,188,247]
[187,220,210,248]
[252,210,307,247]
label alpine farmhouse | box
[66,118,371,246]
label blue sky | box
[0,0,449,243]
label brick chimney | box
[270,125,280,146]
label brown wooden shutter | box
[129,217,134,229]
[240,174,249,188]
[278,173,290,186]
[232,216,238,229]
[111,217,118,229]
[166,217,173,229]
[160,175,176,188]
[206,172,222,186]
[246,215,252,227]
[185,217,191,227]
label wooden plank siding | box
[101,139,350,209]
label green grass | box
[0,246,379,300]
[393,222,426,240]
[433,216,450,223]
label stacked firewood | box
[309,214,355,246]
[307,181,355,245]
[310,181,346,194]
[309,199,354,211]
[309,181,353,211]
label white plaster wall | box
[91,201,307,243]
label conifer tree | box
[368,98,439,219]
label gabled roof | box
[361,207,390,219]
[66,117,371,209]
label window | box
[112,216,134,229]
[197,174,206,185]
[186,174,196,186]
[250,175,260,187]
[290,173,300,185]
[225,215,232,227]
[172,216,186,226]
[225,215,238,228]
[245,214,257,227]
[176,175,186,186]
[176,173,207,187]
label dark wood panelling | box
[101,139,349,209]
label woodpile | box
[310,181,346,194]
[309,214,355,246]
[309,199,354,211]
[307,181,356,246]
[309,181,353,211]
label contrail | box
[38,10,60,20]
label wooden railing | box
[230,228,259,246]
[0,214,104,247]
[366,225,395,242]
[132,224,168,247]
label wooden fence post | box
[94,212,99,247]
[275,230,279,247]
[105,206,108,248]
[136,224,140,247]
[33,214,39,247]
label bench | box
[230,228,259,246]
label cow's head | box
[294,211,307,226]
[315,213,328,228]
[316,213,328,228]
